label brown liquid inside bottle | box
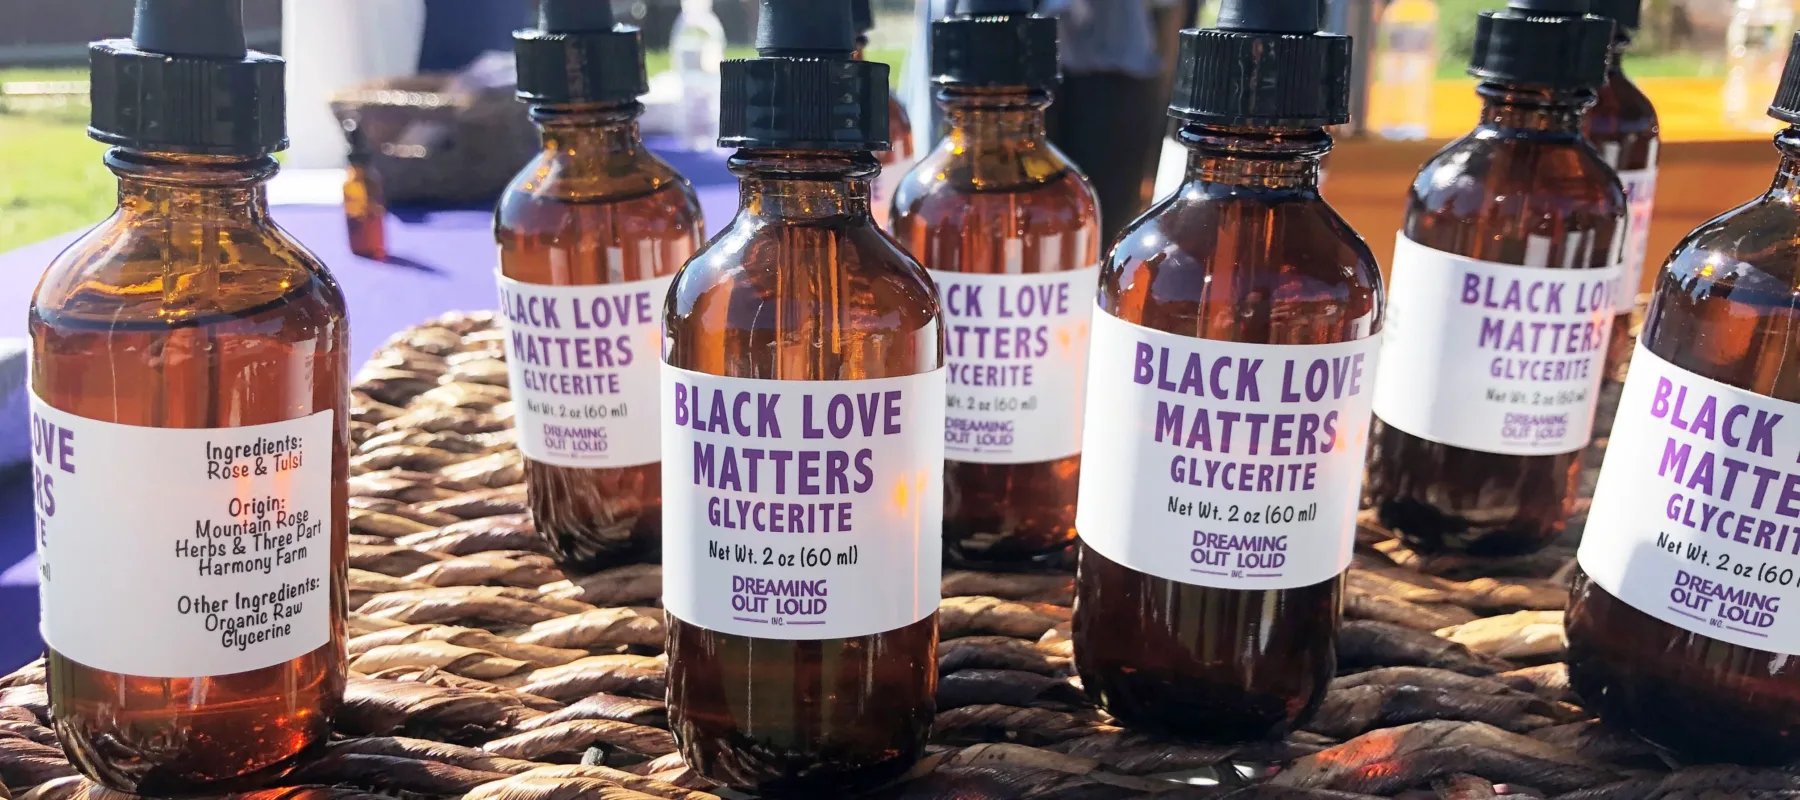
[1586,31,1660,436]
[663,151,941,793]
[1363,85,1628,555]
[32,151,349,795]
[496,103,704,572]
[1074,127,1381,741]
[343,159,387,262]
[890,86,1100,565]
[1566,126,1800,765]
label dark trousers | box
[417,0,531,72]
[1046,71,1170,250]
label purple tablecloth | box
[0,144,738,670]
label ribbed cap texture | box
[1770,32,1800,124]
[932,13,1058,89]
[1468,4,1613,90]
[88,40,286,154]
[719,58,890,150]
[1168,28,1351,128]
[514,27,649,104]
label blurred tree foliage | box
[1440,0,1706,65]
[1436,0,1715,78]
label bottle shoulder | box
[1640,193,1800,398]
[1099,188,1384,344]
[669,216,941,329]
[892,144,1101,245]
[1102,188,1384,308]
[1589,74,1661,137]
[1408,131,1628,240]
[496,149,704,235]
[1661,195,1800,305]
[33,204,345,329]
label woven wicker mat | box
[0,311,1772,799]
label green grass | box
[0,67,90,84]
[0,115,109,254]
[1430,0,1719,79]
[0,68,108,254]
[0,47,916,254]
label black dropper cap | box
[88,0,285,155]
[1768,33,1800,124]
[1589,0,1641,33]
[932,0,1059,91]
[1468,0,1614,91]
[852,0,875,39]
[515,0,648,105]
[1167,0,1351,128]
[719,0,889,151]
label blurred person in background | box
[1040,0,1193,244]
[903,0,1195,245]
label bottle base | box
[1567,577,1800,766]
[1072,547,1335,745]
[525,462,662,575]
[1083,679,1301,744]
[1377,498,1564,556]
[665,614,938,797]
[675,738,923,796]
[46,645,341,799]
[56,721,319,798]
[536,521,661,574]
[945,536,1077,572]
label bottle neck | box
[531,102,646,159]
[108,149,276,224]
[731,150,878,221]
[939,88,1051,152]
[1475,84,1593,137]
[1177,124,1328,192]
[1769,127,1800,201]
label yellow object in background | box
[1423,76,1786,142]
[1369,0,1440,140]
[1724,0,1796,134]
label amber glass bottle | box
[1566,38,1800,764]
[30,2,347,793]
[1072,1,1382,742]
[497,1,704,572]
[854,0,916,230]
[1586,0,1660,435]
[342,117,388,262]
[661,1,943,793]
[1364,0,1625,556]
[890,1,1099,565]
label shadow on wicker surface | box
[3,310,1790,799]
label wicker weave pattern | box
[0,311,1785,799]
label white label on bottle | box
[932,265,1098,464]
[660,365,946,639]
[498,274,670,469]
[1074,309,1380,590]
[30,396,334,678]
[1616,167,1659,313]
[1580,345,1800,655]
[1371,235,1621,456]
